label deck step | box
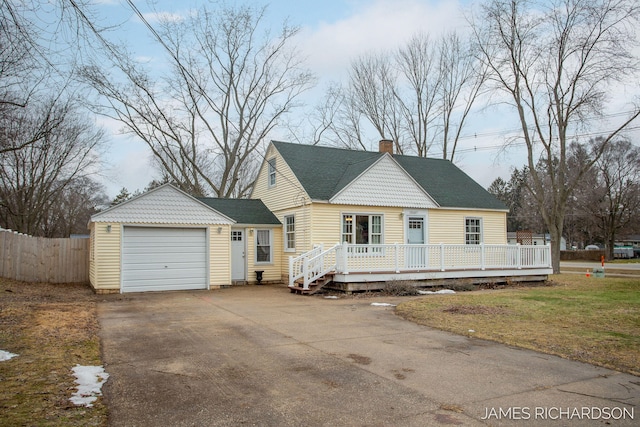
[290,273,335,295]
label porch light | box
[106,224,112,233]
[217,227,222,234]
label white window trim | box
[341,213,385,245]
[268,158,276,188]
[465,217,483,245]
[404,210,428,244]
[255,229,273,264]
[284,214,295,252]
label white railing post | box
[480,242,486,270]
[440,243,445,271]
[516,243,522,269]
[394,243,400,273]
[303,256,310,290]
[546,243,552,268]
[342,242,349,274]
[289,256,294,287]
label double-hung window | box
[465,217,482,245]
[268,158,276,187]
[284,215,295,252]
[256,229,272,263]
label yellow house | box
[251,140,551,292]
[89,140,551,294]
[89,185,281,293]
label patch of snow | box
[370,302,396,307]
[324,296,338,299]
[69,365,109,407]
[418,289,456,295]
[468,329,476,333]
[0,350,18,361]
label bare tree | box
[588,139,640,259]
[0,1,37,109]
[82,3,314,198]
[304,83,369,151]
[0,96,105,236]
[470,0,640,272]
[317,31,485,159]
[438,32,488,161]
[395,34,441,157]
[348,54,405,153]
[42,176,109,237]
[1,0,111,155]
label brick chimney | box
[379,139,393,154]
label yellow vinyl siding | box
[308,203,405,247]
[89,223,96,286]
[246,226,282,283]
[251,144,308,212]
[482,212,508,244]
[90,222,122,293]
[428,209,507,244]
[89,223,235,292]
[271,206,312,277]
[210,225,232,287]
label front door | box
[406,216,427,268]
[231,229,246,281]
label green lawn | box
[395,274,640,375]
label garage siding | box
[122,227,208,293]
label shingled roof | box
[197,198,281,225]
[271,141,506,211]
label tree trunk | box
[547,220,564,274]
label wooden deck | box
[289,243,553,293]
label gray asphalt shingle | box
[272,140,506,210]
[197,198,281,225]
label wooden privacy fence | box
[0,228,89,283]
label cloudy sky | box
[91,0,638,198]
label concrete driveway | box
[98,284,638,426]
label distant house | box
[507,232,567,250]
[88,140,552,294]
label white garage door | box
[122,227,207,293]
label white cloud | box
[297,0,464,79]
[141,11,187,24]
[135,55,155,64]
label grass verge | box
[0,278,107,427]
[395,274,640,376]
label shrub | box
[382,281,420,296]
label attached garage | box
[88,184,281,294]
[121,226,207,293]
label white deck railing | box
[290,243,552,289]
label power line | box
[456,110,640,142]
[456,125,640,154]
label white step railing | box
[289,244,340,289]
[291,243,552,288]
